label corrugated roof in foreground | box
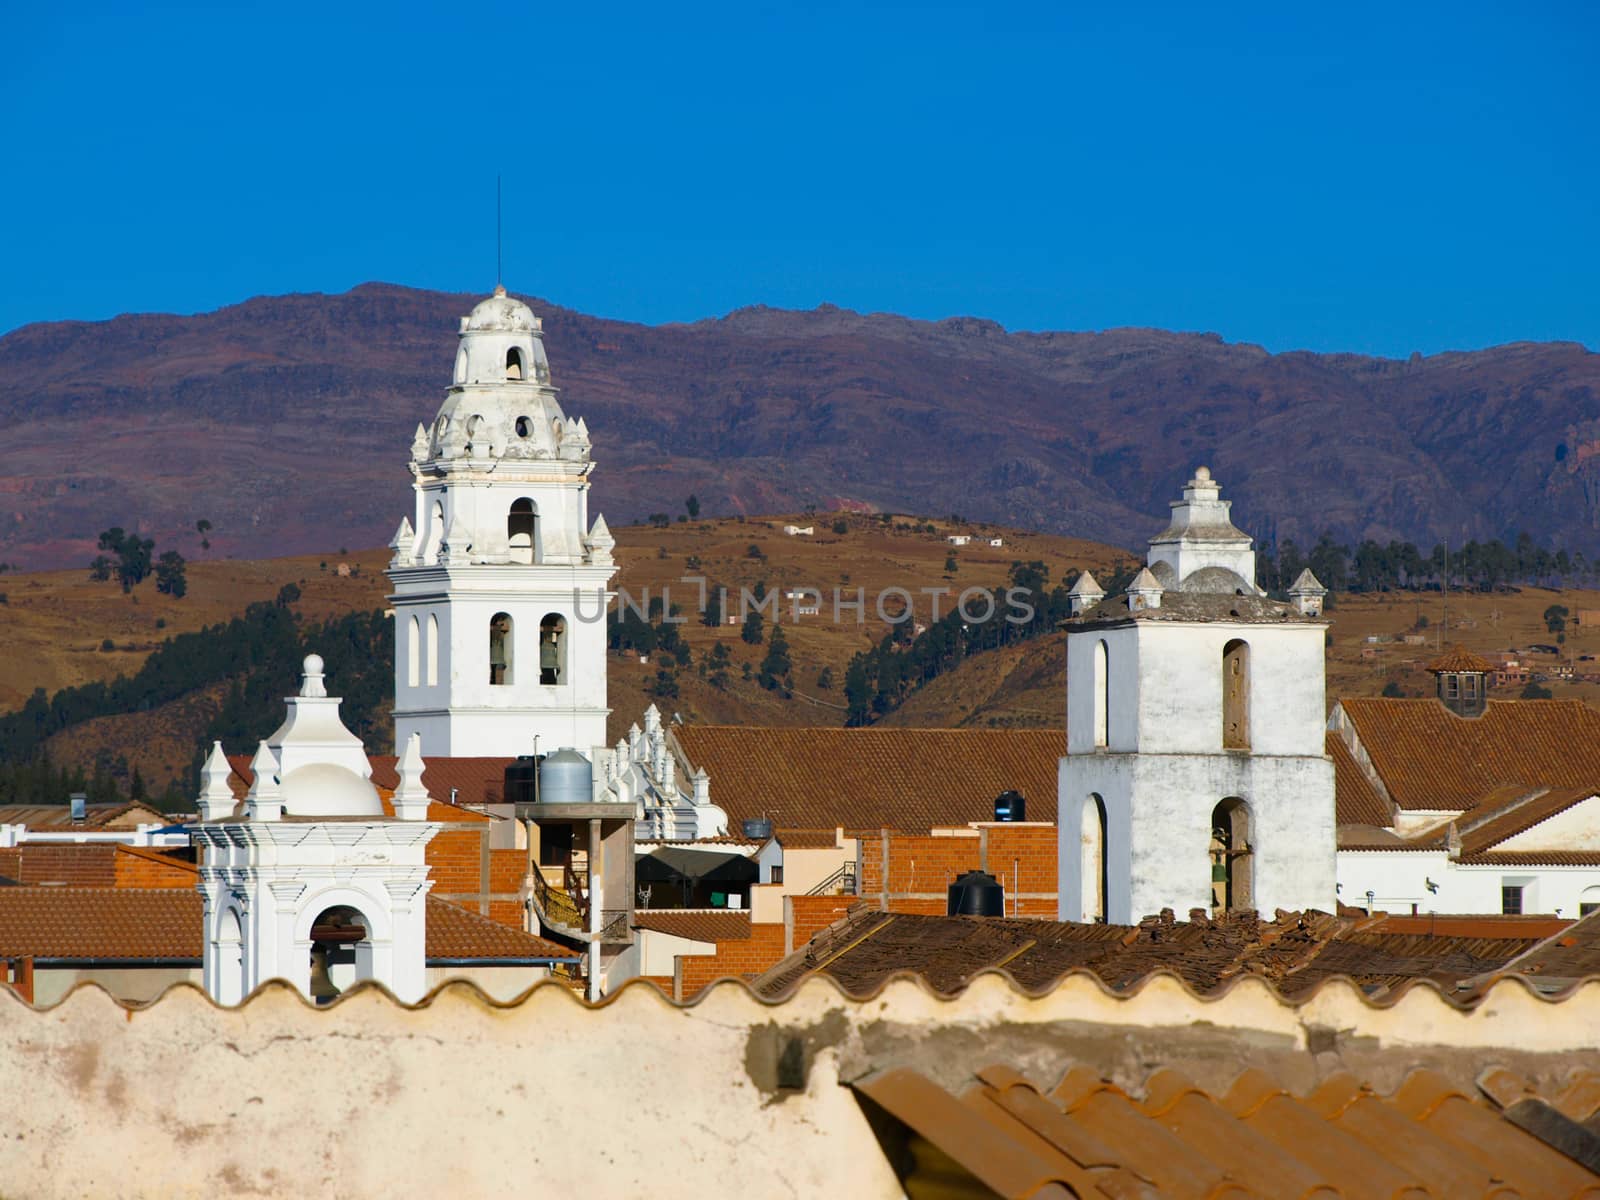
[854,1061,1600,1197]
[752,905,1588,1004]
[671,725,1062,830]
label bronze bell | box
[308,943,341,1005]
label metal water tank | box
[741,817,774,841]
[539,748,593,804]
[503,755,542,806]
[947,870,1005,917]
[993,790,1026,822]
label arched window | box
[540,613,567,685]
[489,612,514,685]
[508,498,537,564]
[1581,885,1600,917]
[1223,639,1250,750]
[425,614,439,687]
[1210,798,1253,913]
[1093,640,1109,748]
[506,347,525,380]
[406,616,420,687]
[1081,794,1108,923]
[308,905,372,1006]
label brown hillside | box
[3,284,1600,573]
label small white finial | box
[197,741,237,822]
[245,742,283,821]
[300,654,327,698]
[493,283,507,298]
[1195,465,1211,481]
[392,732,431,821]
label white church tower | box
[1059,467,1335,924]
[388,287,617,759]
[195,656,441,1005]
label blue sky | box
[3,2,1595,355]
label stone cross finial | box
[197,741,237,822]
[299,654,327,698]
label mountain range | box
[2,283,1598,569]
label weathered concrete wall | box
[2,972,1598,1199]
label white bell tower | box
[1058,468,1336,925]
[195,656,441,1005]
[388,287,617,759]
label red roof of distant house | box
[672,726,1062,832]
[1335,697,1600,811]
[1425,645,1495,673]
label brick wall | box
[858,824,1058,917]
[677,924,787,999]
[787,895,857,948]
[113,848,198,888]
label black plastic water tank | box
[947,870,1005,916]
[742,817,775,840]
[504,755,542,806]
[994,790,1026,822]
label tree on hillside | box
[701,582,724,628]
[88,555,113,582]
[759,624,792,692]
[685,494,700,519]
[1521,681,1554,701]
[741,610,764,645]
[154,551,188,598]
[96,527,156,592]
[1544,604,1570,635]
[196,518,212,552]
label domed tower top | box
[1146,466,1261,595]
[415,286,581,465]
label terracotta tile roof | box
[1457,850,1600,867]
[775,828,842,849]
[422,895,578,962]
[754,906,1550,1003]
[0,888,201,960]
[1473,908,1600,997]
[1426,644,1497,673]
[632,910,752,943]
[854,1063,1600,1198]
[1327,733,1392,827]
[671,725,1061,832]
[0,887,576,964]
[1455,785,1595,855]
[1336,697,1600,810]
[0,844,119,886]
[1272,931,1544,1000]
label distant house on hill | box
[945,534,970,546]
[781,525,812,536]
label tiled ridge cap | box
[8,964,1600,1013]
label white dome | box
[464,286,536,333]
[280,763,383,818]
